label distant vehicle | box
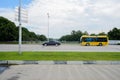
[42,41,61,46]
[80,35,109,46]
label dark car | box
[42,41,61,46]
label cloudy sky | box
[0,0,120,38]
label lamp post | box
[18,0,22,55]
[47,13,50,41]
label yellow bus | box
[80,35,109,46]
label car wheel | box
[44,44,47,46]
[55,44,58,46]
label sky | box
[0,0,120,38]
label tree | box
[108,27,120,40]
[37,35,47,41]
[16,27,38,41]
[72,30,83,41]
[59,30,83,41]
[59,35,71,41]
[22,27,31,41]
[98,32,106,36]
[90,33,97,36]
[0,16,47,41]
[29,32,37,41]
[0,16,17,41]
[83,31,89,35]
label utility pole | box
[47,13,50,41]
[18,0,22,55]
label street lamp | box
[47,13,50,41]
[18,0,22,54]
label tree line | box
[0,16,47,41]
[59,28,120,41]
[0,16,120,42]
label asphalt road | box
[0,64,120,80]
[0,44,120,52]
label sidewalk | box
[0,64,120,80]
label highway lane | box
[0,44,120,52]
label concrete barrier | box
[0,60,120,65]
[0,61,8,65]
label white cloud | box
[27,0,90,38]
[0,0,120,38]
[0,8,15,21]
[88,0,120,17]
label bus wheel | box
[99,43,103,46]
[86,43,90,46]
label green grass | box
[0,52,120,61]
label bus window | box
[83,38,96,42]
[97,38,107,42]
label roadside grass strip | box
[0,52,120,61]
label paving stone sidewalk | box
[0,64,120,80]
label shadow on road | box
[0,65,9,74]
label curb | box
[0,60,120,65]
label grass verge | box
[0,52,120,61]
